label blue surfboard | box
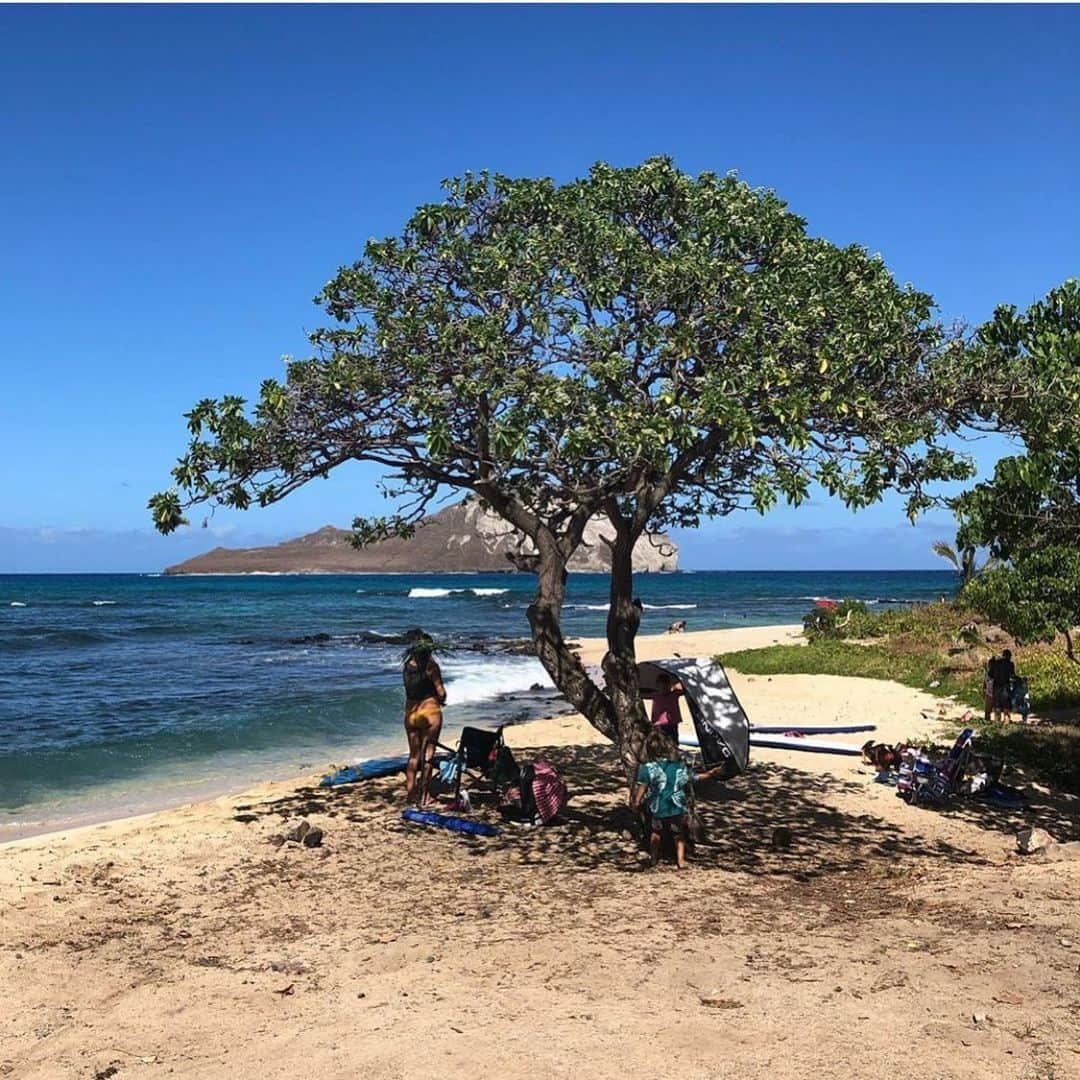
[402,808,501,838]
[320,755,410,787]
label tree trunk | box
[601,522,653,780]
[526,539,618,741]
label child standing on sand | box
[632,729,723,869]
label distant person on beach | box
[643,671,684,743]
[632,730,724,869]
[402,632,446,805]
[985,649,1017,723]
[982,656,996,724]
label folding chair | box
[897,727,974,806]
[438,725,518,803]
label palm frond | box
[931,540,960,570]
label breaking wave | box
[408,587,511,599]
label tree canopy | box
[956,279,1080,658]
[965,547,1080,660]
[151,158,974,767]
[955,279,1080,559]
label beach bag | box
[528,760,568,823]
[490,745,521,789]
[504,761,569,824]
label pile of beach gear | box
[861,722,1025,811]
[320,725,568,840]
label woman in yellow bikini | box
[402,633,446,806]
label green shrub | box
[802,598,870,641]
[1016,648,1080,711]
[801,598,973,643]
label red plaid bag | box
[530,760,568,823]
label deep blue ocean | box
[0,570,955,838]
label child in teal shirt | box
[632,729,723,869]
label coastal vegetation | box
[744,281,1080,793]
[948,281,1080,661]
[150,159,977,775]
[720,599,1080,792]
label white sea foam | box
[92,600,118,606]
[439,655,549,705]
[642,603,697,610]
[9,601,27,607]
[407,586,510,599]
[568,603,610,611]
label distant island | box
[164,499,679,575]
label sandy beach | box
[3,624,1079,1080]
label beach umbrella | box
[638,658,750,779]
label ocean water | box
[0,570,955,838]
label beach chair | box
[438,725,518,804]
[897,727,975,806]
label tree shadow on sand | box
[234,742,996,880]
[902,768,1080,844]
[500,743,994,878]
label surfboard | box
[748,733,863,756]
[402,808,501,838]
[749,724,876,735]
[680,734,862,757]
[319,755,409,787]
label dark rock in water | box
[267,627,560,661]
[500,639,538,656]
[530,683,544,692]
[351,627,430,647]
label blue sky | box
[1,4,1077,572]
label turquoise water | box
[0,570,955,837]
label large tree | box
[956,279,1080,657]
[151,159,971,774]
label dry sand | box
[3,625,1079,1080]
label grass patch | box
[717,639,983,707]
